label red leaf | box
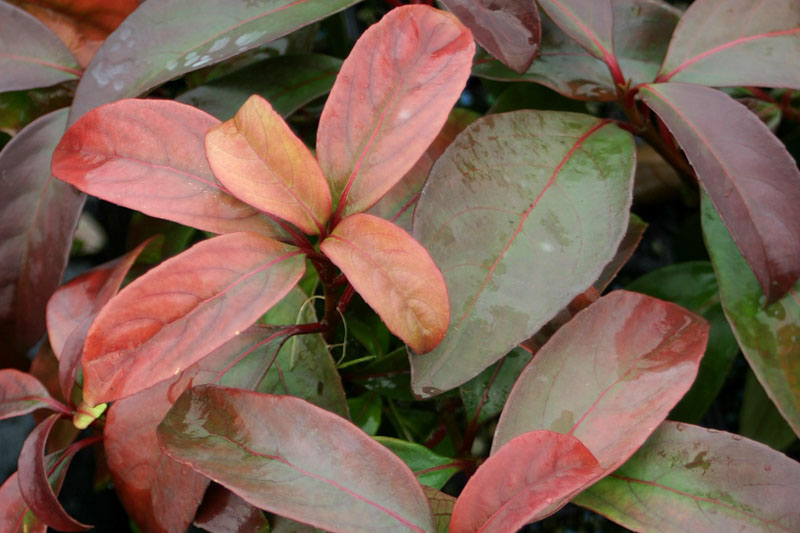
[536,0,615,64]
[206,95,331,235]
[317,5,474,221]
[159,385,436,533]
[194,484,269,533]
[81,232,305,406]
[320,214,449,354]
[450,431,602,532]
[51,99,281,237]
[0,370,61,421]
[440,0,540,74]
[640,83,800,303]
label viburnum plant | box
[1,0,800,532]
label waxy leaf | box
[440,0,540,74]
[159,385,436,533]
[317,5,474,219]
[657,0,800,88]
[641,83,800,303]
[0,109,81,369]
[321,213,449,354]
[701,195,800,438]
[460,348,532,427]
[81,232,305,406]
[206,95,331,235]
[493,291,709,471]
[0,370,56,421]
[411,111,635,397]
[0,2,80,92]
[374,437,459,490]
[536,0,614,63]
[194,485,269,533]
[69,0,363,120]
[451,431,602,532]
[574,422,800,532]
[52,99,279,237]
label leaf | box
[194,484,270,533]
[0,109,81,369]
[450,431,602,533]
[321,213,450,354]
[104,324,289,533]
[178,53,342,121]
[574,421,800,532]
[594,214,647,292]
[347,392,382,436]
[473,0,681,101]
[440,0,540,74]
[206,95,331,235]
[81,232,306,406]
[344,347,414,402]
[422,487,455,533]
[0,370,56,421]
[459,348,532,427]
[493,290,709,471]
[158,385,437,533]
[69,0,363,120]
[641,83,800,304]
[0,2,80,92]
[536,0,615,62]
[701,194,800,438]
[317,5,474,220]
[51,99,280,237]
[411,111,635,397]
[740,370,798,451]
[657,0,800,88]
[374,437,459,490]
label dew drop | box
[764,465,772,471]
[731,434,743,441]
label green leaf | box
[741,369,798,451]
[459,348,532,427]
[374,437,458,490]
[347,392,382,436]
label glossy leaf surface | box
[657,0,800,88]
[411,111,634,397]
[701,195,800,438]
[0,370,55,421]
[321,214,449,354]
[575,422,800,532]
[493,291,709,470]
[52,99,278,237]
[194,485,269,533]
[82,232,305,406]
[536,0,614,61]
[374,437,458,490]
[0,109,80,368]
[159,385,436,533]
[206,95,331,235]
[452,431,602,532]
[69,0,362,120]
[0,2,80,92]
[641,83,800,304]
[440,0,540,74]
[317,5,474,219]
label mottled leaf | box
[159,385,436,533]
[81,232,305,406]
[460,348,532,427]
[701,194,800,438]
[321,214,449,354]
[740,370,798,451]
[317,5,474,219]
[411,111,634,397]
[440,0,540,73]
[206,95,331,235]
[536,0,614,62]
[194,484,270,533]
[575,422,800,532]
[642,83,800,303]
[0,370,57,421]
[374,437,459,490]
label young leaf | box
[0,109,81,369]
[206,95,331,235]
[701,194,800,438]
[51,99,280,237]
[320,213,449,354]
[440,0,541,74]
[69,0,363,120]
[657,0,800,88]
[493,291,709,471]
[194,484,270,533]
[451,431,603,533]
[0,370,57,421]
[536,0,614,63]
[641,83,800,303]
[81,232,305,406]
[411,111,634,397]
[574,422,800,532]
[317,5,474,220]
[158,385,437,533]
[0,2,80,92]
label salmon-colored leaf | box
[51,99,281,237]
[321,214,449,354]
[317,5,474,220]
[206,95,331,235]
[641,83,800,303]
[0,370,58,421]
[451,431,602,533]
[81,232,305,406]
[194,484,269,533]
[158,385,436,533]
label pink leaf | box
[0,370,59,421]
